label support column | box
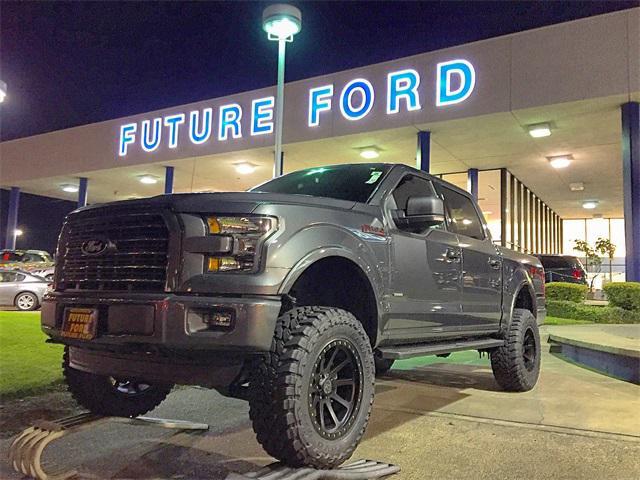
[622,102,640,281]
[274,151,284,178]
[78,177,88,208]
[467,168,479,200]
[4,187,20,250]
[416,131,431,172]
[164,166,174,194]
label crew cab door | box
[435,184,502,330]
[384,174,463,339]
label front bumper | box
[41,291,281,352]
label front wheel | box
[248,307,375,468]
[63,347,173,417]
[490,308,541,392]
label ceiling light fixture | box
[582,200,599,210]
[569,182,584,191]
[527,122,552,138]
[359,146,381,159]
[138,175,159,184]
[61,184,79,193]
[235,162,257,175]
[547,154,572,169]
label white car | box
[0,269,50,311]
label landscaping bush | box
[545,282,588,303]
[603,282,640,311]
[546,299,640,324]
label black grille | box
[58,206,170,292]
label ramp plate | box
[225,459,400,479]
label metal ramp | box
[225,459,400,479]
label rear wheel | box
[63,347,173,417]
[248,307,375,468]
[490,308,541,392]
[15,292,38,311]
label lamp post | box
[262,4,302,177]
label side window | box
[0,272,18,282]
[15,274,26,282]
[436,185,485,240]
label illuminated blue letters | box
[340,79,374,121]
[387,69,421,114]
[164,114,185,149]
[219,104,242,140]
[189,108,212,145]
[119,123,137,156]
[251,97,274,136]
[141,118,162,152]
[436,59,476,107]
[308,85,333,127]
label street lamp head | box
[0,80,7,103]
[262,4,302,41]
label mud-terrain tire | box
[374,351,394,375]
[63,347,173,417]
[490,308,541,392]
[248,306,375,468]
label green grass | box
[0,311,64,398]
[393,350,489,370]
[543,315,594,326]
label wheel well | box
[513,286,535,317]
[287,257,378,345]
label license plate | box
[61,308,98,340]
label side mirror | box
[393,196,445,230]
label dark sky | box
[1,0,638,142]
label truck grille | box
[57,206,170,292]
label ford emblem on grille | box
[80,238,111,256]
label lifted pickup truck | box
[42,163,545,468]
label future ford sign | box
[118,59,476,157]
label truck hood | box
[75,192,358,215]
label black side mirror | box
[393,196,445,231]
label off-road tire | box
[63,347,173,417]
[15,292,38,311]
[248,306,375,468]
[491,308,541,392]
[374,351,394,375]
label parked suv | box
[535,254,587,284]
[42,163,545,468]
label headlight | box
[205,216,276,272]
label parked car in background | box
[0,249,55,280]
[0,269,50,311]
[534,254,587,284]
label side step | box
[378,338,505,360]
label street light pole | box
[262,4,302,178]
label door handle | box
[489,258,502,270]
[446,249,461,262]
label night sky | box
[0,1,638,253]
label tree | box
[595,237,616,283]
[573,239,602,292]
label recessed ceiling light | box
[569,182,584,191]
[359,146,381,159]
[527,123,552,138]
[235,162,256,175]
[582,200,599,210]
[547,154,572,169]
[61,184,79,193]
[138,175,158,184]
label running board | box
[378,338,505,360]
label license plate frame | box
[61,307,98,340]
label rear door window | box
[435,185,485,240]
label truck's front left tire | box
[248,307,375,469]
[63,347,173,417]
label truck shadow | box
[381,363,502,392]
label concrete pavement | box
[1,348,639,479]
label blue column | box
[78,177,88,208]
[622,102,639,281]
[4,187,20,250]
[416,131,431,172]
[164,166,175,194]
[467,168,479,199]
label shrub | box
[546,300,640,324]
[603,282,640,311]
[545,282,588,303]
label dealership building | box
[1,8,639,283]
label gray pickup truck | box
[42,163,545,468]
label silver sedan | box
[0,269,50,311]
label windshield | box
[251,164,390,203]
